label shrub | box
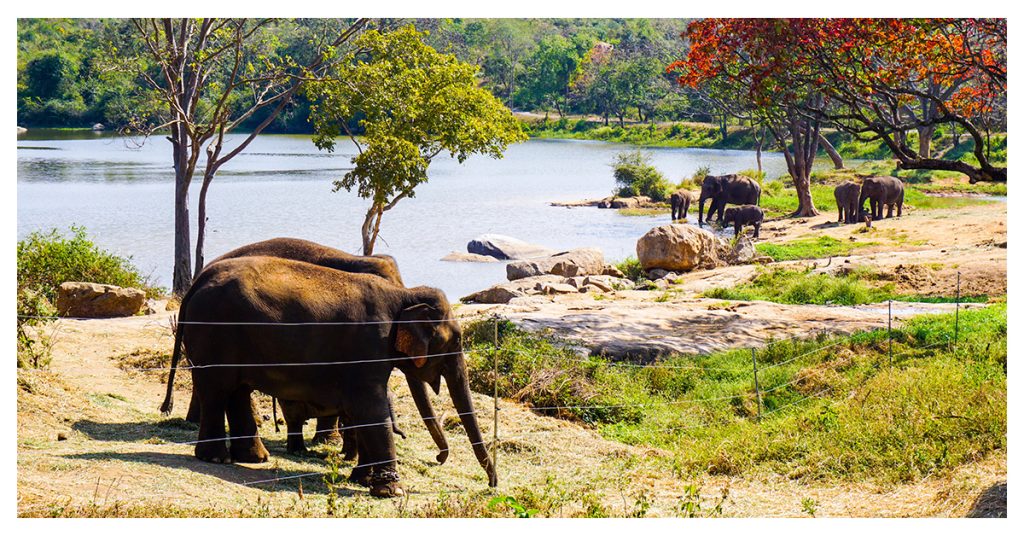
[613,256,648,284]
[610,150,672,202]
[17,225,162,302]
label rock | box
[164,298,180,312]
[582,275,630,292]
[91,123,105,131]
[467,234,556,260]
[648,268,670,280]
[441,251,499,263]
[55,282,147,318]
[537,282,577,295]
[506,248,605,280]
[722,235,757,265]
[636,224,722,273]
[460,285,526,304]
[17,126,27,134]
[142,299,158,315]
[601,264,625,278]
[57,432,67,441]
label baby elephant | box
[277,391,406,460]
[670,189,693,221]
[722,205,765,239]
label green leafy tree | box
[518,34,589,119]
[306,26,526,255]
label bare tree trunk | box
[172,175,193,296]
[754,126,765,175]
[917,124,935,159]
[193,173,214,278]
[818,133,844,169]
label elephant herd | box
[671,173,905,235]
[670,173,765,239]
[161,237,494,498]
[834,176,905,224]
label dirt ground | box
[16,200,1006,517]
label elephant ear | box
[394,303,439,368]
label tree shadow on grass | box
[72,418,199,444]
[966,481,1006,518]
[62,450,360,497]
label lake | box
[17,131,790,299]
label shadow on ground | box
[62,450,359,496]
[73,418,198,443]
[966,481,1006,518]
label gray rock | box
[582,275,634,292]
[460,285,526,304]
[441,251,500,263]
[601,264,625,278]
[55,282,147,318]
[506,248,605,281]
[467,234,555,260]
[91,123,105,131]
[537,282,578,295]
[142,299,158,315]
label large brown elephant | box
[669,189,693,221]
[833,181,862,224]
[859,176,904,220]
[697,174,762,227]
[161,256,495,498]
[179,238,449,463]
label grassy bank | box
[465,303,1006,487]
[704,266,992,305]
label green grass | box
[755,236,875,262]
[464,304,1006,485]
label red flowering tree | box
[671,18,1006,190]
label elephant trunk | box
[406,376,450,464]
[444,354,497,487]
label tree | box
[518,34,587,119]
[110,18,367,295]
[669,19,826,216]
[305,26,526,255]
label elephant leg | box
[734,222,741,237]
[310,415,342,446]
[886,202,894,219]
[753,222,761,239]
[185,389,201,423]
[226,389,269,463]
[194,384,231,464]
[683,200,690,219]
[341,426,359,461]
[347,389,402,497]
[280,403,309,455]
[837,205,843,224]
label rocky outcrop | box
[91,123,105,131]
[636,224,722,273]
[55,282,147,318]
[506,248,605,280]
[461,274,634,304]
[17,126,27,134]
[467,234,556,260]
[441,251,500,263]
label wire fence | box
[17,272,982,512]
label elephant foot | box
[310,430,343,446]
[368,467,403,498]
[231,439,270,463]
[195,441,231,464]
[348,464,371,487]
[436,448,450,464]
[341,444,358,461]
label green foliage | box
[704,266,893,305]
[612,256,648,285]
[17,288,57,368]
[306,26,525,252]
[610,150,671,201]
[17,226,160,303]
[487,496,539,518]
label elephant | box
[276,391,406,460]
[721,205,765,239]
[697,174,762,227]
[160,256,495,497]
[669,189,693,221]
[833,181,862,224]
[178,237,449,464]
[859,176,904,220]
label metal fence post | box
[954,271,961,353]
[751,348,762,421]
[888,299,893,367]
[492,316,499,479]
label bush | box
[613,256,649,284]
[611,150,672,202]
[17,225,162,303]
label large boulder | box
[441,251,500,263]
[636,224,722,273]
[461,275,566,304]
[597,196,652,209]
[467,234,556,260]
[55,282,147,318]
[506,248,605,281]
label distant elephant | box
[160,256,495,497]
[670,189,693,221]
[180,237,449,464]
[859,176,904,220]
[833,181,862,224]
[698,174,762,227]
[722,205,765,239]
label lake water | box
[17,131,790,299]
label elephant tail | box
[272,397,280,433]
[159,314,184,415]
